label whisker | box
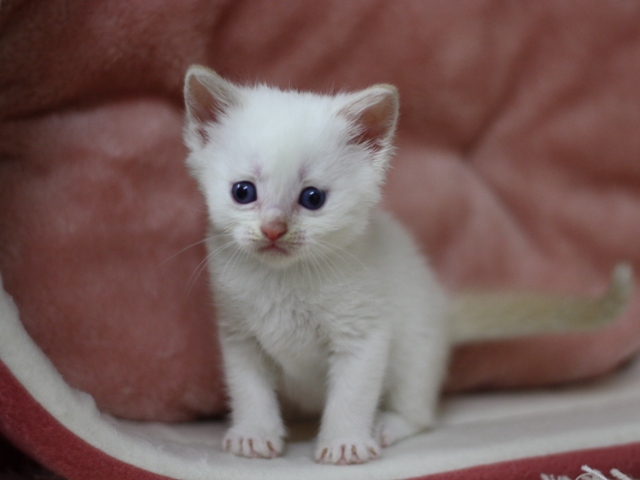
[318,239,368,271]
[159,238,208,267]
[309,240,363,299]
[185,238,235,294]
[186,251,215,294]
[301,248,322,293]
[309,242,351,289]
[219,243,245,285]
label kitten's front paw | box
[223,427,284,459]
[315,437,381,465]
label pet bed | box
[1,277,640,479]
[1,1,640,479]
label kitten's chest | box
[231,279,330,366]
[263,298,326,362]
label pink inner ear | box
[345,88,399,151]
[187,76,220,138]
[354,105,393,147]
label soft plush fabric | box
[1,0,639,426]
[1,285,640,480]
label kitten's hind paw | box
[374,411,425,447]
[315,437,381,465]
[223,427,284,459]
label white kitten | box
[182,66,633,465]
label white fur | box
[184,66,450,465]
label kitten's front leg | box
[315,329,390,465]
[220,334,285,459]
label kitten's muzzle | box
[260,221,288,242]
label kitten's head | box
[183,65,399,268]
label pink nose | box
[260,222,288,242]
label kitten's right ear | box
[183,65,240,149]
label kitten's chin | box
[251,245,300,269]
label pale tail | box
[450,263,634,344]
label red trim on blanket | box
[0,361,171,480]
[1,358,640,480]
[411,442,640,480]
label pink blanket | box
[1,0,639,428]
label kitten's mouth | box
[259,243,290,255]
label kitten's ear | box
[339,84,399,162]
[183,65,241,149]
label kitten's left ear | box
[339,84,399,164]
[183,65,241,150]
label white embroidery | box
[542,465,636,480]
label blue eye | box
[232,181,257,204]
[299,187,326,210]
